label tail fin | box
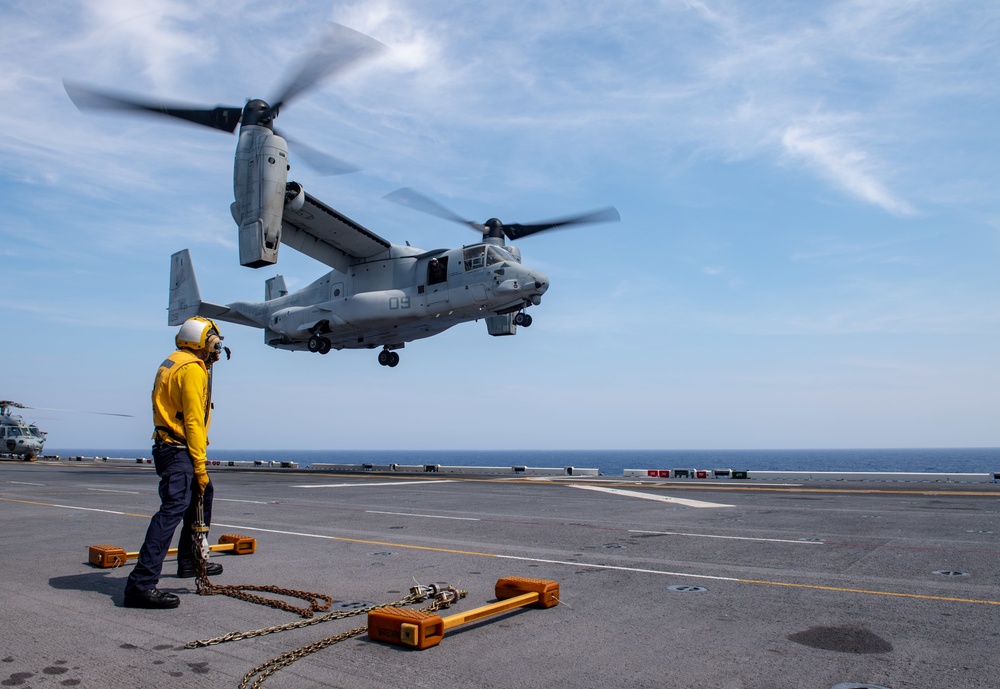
[265,274,288,301]
[168,249,202,326]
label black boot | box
[124,588,180,609]
[177,561,223,578]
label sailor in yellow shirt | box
[125,317,229,609]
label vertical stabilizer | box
[265,275,288,301]
[168,249,203,326]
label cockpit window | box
[29,426,44,438]
[486,245,515,266]
[8,427,22,437]
[463,245,485,271]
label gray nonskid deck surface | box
[2,461,998,689]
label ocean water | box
[47,447,1000,476]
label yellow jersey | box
[151,349,211,473]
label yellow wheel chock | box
[368,576,559,650]
[87,534,256,568]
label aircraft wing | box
[281,191,391,271]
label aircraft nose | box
[527,271,549,306]
[530,271,549,294]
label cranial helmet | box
[176,317,222,352]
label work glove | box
[195,471,210,494]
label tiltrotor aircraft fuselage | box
[170,189,556,367]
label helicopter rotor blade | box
[276,130,360,176]
[386,188,620,241]
[35,407,135,418]
[1,400,133,417]
[268,23,387,115]
[383,187,487,233]
[503,206,621,240]
[63,81,243,133]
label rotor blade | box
[63,81,243,133]
[15,403,133,418]
[383,188,486,233]
[504,206,621,240]
[278,130,360,176]
[269,23,387,112]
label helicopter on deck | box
[1,401,47,460]
[65,24,619,366]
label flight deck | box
[2,459,998,688]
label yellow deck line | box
[738,578,1000,605]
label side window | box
[427,257,448,285]
[463,246,485,271]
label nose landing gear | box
[514,311,533,327]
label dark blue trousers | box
[125,444,214,593]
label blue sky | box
[2,0,998,451]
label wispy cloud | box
[790,237,923,266]
[781,125,915,216]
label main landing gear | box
[307,336,331,354]
[378,349,400,367]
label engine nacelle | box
[231,125,290,268]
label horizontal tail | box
[168,249,264,329]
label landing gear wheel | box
[307,336,321,353]
[378,350,401,367]
[514,312,533,327]
[317,338,331,355]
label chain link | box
[187,583,465,648]
[189,529,333,618]
[239,595,459,689]
[186,527,467,688]
[188,592,410,647]
[196,573,334,618]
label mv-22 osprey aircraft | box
[66,25,619,367]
